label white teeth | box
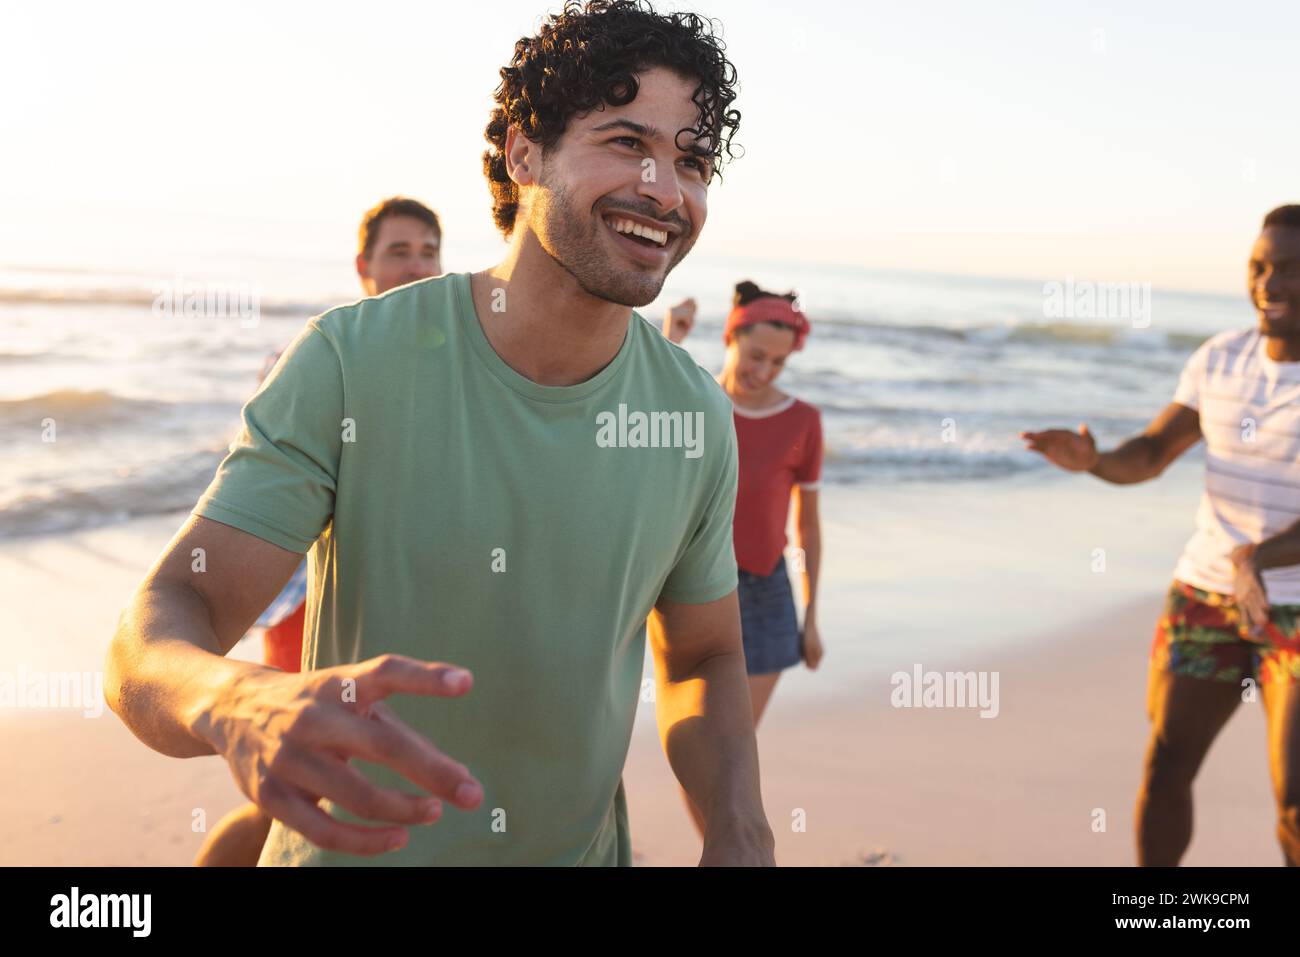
[609,217,667,247]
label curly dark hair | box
[481,0,742,237]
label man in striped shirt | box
[1022,204,1300,867]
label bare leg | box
[194,802,272,867]
[1134,670,1241,866]
[748,672,781,730]
[1261,680,1300,866]
[680,671,782,839]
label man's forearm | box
[654,650,772,846]
[1088,435,1166,485]
[105,582,260,759]
[1247,519,1300,571]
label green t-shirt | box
[194,271,739,865]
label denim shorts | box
[737,554,802,676]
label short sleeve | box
[193,320,343,553]
[794,407,824,490]
[1172,338,1212,411]
[658,410,740,604]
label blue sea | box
[0,253,1244,540]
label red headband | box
[723,296,811,351]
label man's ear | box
[504,125,541,187]
[355,252,371,281]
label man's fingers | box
[1237,589,1267,635]
[1248,597,1269,634]
[295,704,482,809]
[278,746,444,827]
[1020,430,1063,447]
[258,780,411,857]
[366,701,484,810]
[349,654,473,702]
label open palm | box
[1020,424,1099,472]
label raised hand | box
[663,298,698,344]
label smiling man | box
[1021,203,1300,866]
[105,0,775,866]
[355,196,443,296]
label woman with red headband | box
[663,280,824,837]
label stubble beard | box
[531,174,690,308]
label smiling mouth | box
[1259,301,1294,319]
[602,213,674,249]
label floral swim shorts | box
[1150,580,1300,686]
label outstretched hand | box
[196,653,483,856]
[1020,423,1101,472]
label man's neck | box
[469,233,632,387]
[1264,331,1300,363]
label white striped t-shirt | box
[1172,328,1300,604]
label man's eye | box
[613,136,639,148]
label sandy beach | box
[624,593,1277,866]
[0,459,1283,867]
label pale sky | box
[2,0,1297,294]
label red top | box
[731,396,823,576]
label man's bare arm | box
[105,514,302,757]
[1246,517,1300,573]
[1021,402,1202,485]
[647,589,775,866]
[1090,403,1203,484]
[104,514,483,855]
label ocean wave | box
[0,389,239,434]
[823,444,1044,484]
[0,389,169,427]
[801,316,1209,353]
[0,449,223,540]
